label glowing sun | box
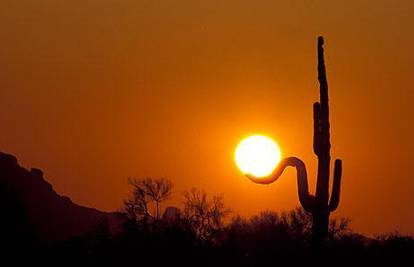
[235,135,282,177]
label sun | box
[235,135,282,178]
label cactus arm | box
[245,157,289,185]
[313,102,321,156]
[246,157,314,212]
[328,159,342,212]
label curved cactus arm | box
[246,157,315,212]
[328,159,342,212]
[245,157,290,185]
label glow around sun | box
[235,135,282,178]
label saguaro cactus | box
[247,36,342,243]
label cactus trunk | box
[312,210,330,243]
[311,36,342,244]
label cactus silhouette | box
[247,36,342,243]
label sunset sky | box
[1,1,414,235]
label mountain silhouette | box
[0,151,121,241]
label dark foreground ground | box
[3,210,414,266]
[1,151,413,265]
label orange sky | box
[1,0,414,235]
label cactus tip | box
[318,36,324,46]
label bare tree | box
[183,188,230,242]
[124,177,173,222]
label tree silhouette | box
[183,188,231,243]
[124,177,173,222]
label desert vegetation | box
[1,170,413,265]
